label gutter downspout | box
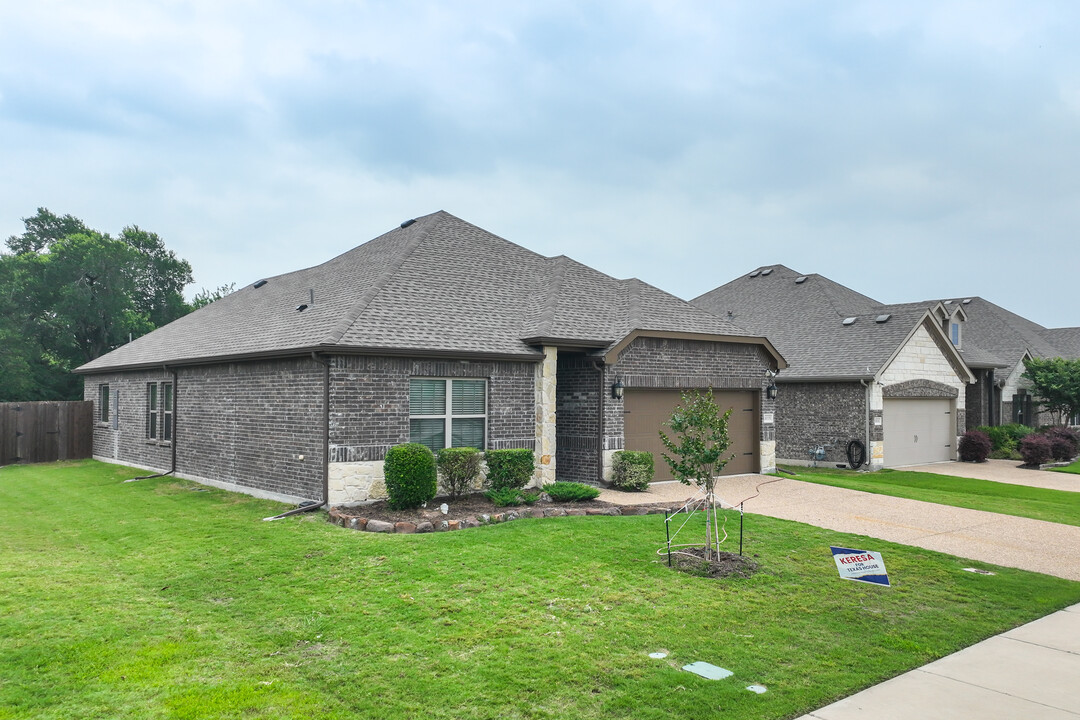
[860,378,871,467]
[130,365,179,481]
[590,359,606,484]
[263,352,330,521]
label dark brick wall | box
[86,359,326,501]
[328,356,536,462]
[84,369,175,470]
[607,337,777,448]
[556,353,600,482]
[776,382,866,465]
[178,359,326,500]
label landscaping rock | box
[478,514,491,524]
[447,520,461,531]
[415,521,434,533]
[348,517,368,530]
[586,508,620,516]
[438,520,449,531]
[395,522,417,534]
[620,507,649,516]
[565,509,586,516]
[366,519,394,533]
[543,508,567,517]
[525,508,546,519]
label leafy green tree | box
[659,389,735,560]
[1022,357,1080,426]
[0,208,195,401]
[190,283,236,311]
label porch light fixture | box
[766,383,778,400]
[612,378,625,400]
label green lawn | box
[1050,460,1080,475]
[2,461,1079,720]
[781,465,1080,527]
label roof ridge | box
[321,216,436,346]
[625,278,644,330]
[533,256,568,338]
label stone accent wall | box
[85,369,176,471]
[882,379,959,398]
[534,347,558,486]
[608,336,777,474]
[775,381,866,466]
[555,353,601,483]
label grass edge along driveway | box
[2,459,1079,720]
[781,465,1080,527]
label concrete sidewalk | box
[795,602,1080,719]
[599,475,1080,581]
[904,459,1079,493]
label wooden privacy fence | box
[0,401,94,466]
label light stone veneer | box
[533,346,557,487]
[758,440,776,474]
[873,322,968,466]
[601,449,618,483]
[329,460,387,505]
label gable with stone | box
[76,212,785,506]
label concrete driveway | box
[903,459,1079,493]
[599,474,1080,581]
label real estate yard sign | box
[831,546,890,587]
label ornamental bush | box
[978,424,1034,451]
[958,430,992,463]
[611,450,654,491]
[437,447,481,499]
[545,481,600,502]
[484,449,535,491]
[384,443,437,510]
[1018,434,1054,466]
[1044,427,1079,461]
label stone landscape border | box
[327,503,671,534]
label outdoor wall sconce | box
[612,378,625,400]
[766,383,778,400]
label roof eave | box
[602,329,787,369]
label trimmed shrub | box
[1019,434,1054,466]
[484,449,535,491]
[545,481,600,502]
[978,424,1034,452]
[611,450,654,491]
[958,430,991,463]
[1044,427,1079,461]
[437,446,481,499]
[384,443,438,510]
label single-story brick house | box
[76,212,785,505]
[692,265,974,469]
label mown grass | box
[781,465,1080,527]
[1050,460,1080,476]
[2,460,1079,720]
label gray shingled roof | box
[1043,327,1080,359]
[691,265,963,380]
[77,211,767,373]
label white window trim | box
[409,377,488,450]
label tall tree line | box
[0,208,200,401]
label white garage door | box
[883,398,953,467]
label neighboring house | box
[693,266,974,469]
[76,212,785,505]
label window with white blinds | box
[409,378,486,453]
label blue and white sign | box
[830,546,890,587]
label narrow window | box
[99,384,110,423]
[146,383,158,439]
[162,382,173,442]
[951,322,960,347]
[409,378,486,453]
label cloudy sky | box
[2,1,1078,327]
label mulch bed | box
[328,493,677,534]
[665,547,759,579]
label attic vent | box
[962,298,972,304]
[296,304,308,312]
[944,300,953,305]
[253,279,268,289]
[749,271,761,278]
[875,314,891,323]
[761,268,773,276]
[400,218,416,229]
[843,317,857,326]
[795,276,807,284]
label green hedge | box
[977,424,1034,452]
[545,482,600,502]
[611,450,654,491]
[384,443,438,510]
[437,447,481,499]
[484,449,535,491]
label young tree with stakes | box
[659,389,735,561]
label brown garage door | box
[624,388,759,481]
